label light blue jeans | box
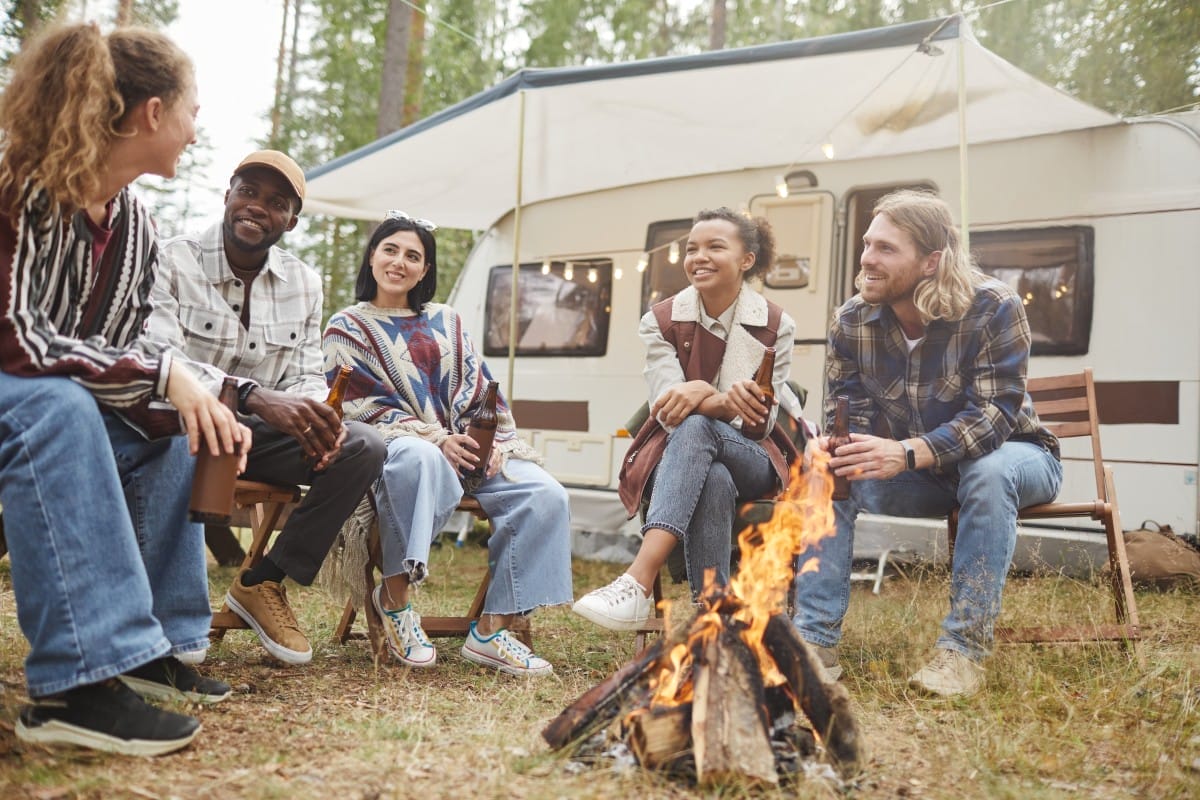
[644,415,777,595]
[374,437,573,615]
[791,440,1062,661]
[0,374,209,696]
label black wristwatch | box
[901,440,917,471]
[237,382,258,414]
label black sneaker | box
[120,656,232,704]
[16,679,200,756]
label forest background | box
[3,0,1198,319]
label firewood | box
[762,614,862,775]
[541,639,665,750]
[691,624,778,786]
[627,703,693,771]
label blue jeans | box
[791,440,1062,660]
[0,374,209,696]
[644,415,777,595]
[374,440,573,616]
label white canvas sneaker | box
[373,586,437,668]
[572,574,652,631]
[461,623,552,676]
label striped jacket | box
[0,183,173,433]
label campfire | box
[543,446,862,786]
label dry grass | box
[1,540,1198,800]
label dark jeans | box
[240,417,386,584]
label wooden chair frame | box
[334,496,532,656]
[948,368,1141,650]
[209,479,303,639]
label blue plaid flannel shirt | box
[825,277,1059,470]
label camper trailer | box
[305,17,1200,573]
[445,113,1200,571]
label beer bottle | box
[461,381,499,494]
[325,364,353,418]
[740,347,776,440]
[189,377,240,524]
[830,395,851,501]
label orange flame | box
[638,440,840,707]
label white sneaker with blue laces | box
[461,622,553,676]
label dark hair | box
[693,207,776,281]
[354,216,438,313]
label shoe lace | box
[492,629,536,664]
[928,649,963,673]
[260,583,302,632]
[388,607,432,650]
[592,576,642,606]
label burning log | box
[692,623,777,786]
[762,613,862,775]
[542,639,665,750]
[626,704,692,772]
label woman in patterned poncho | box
[322,212,572,676]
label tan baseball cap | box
[233,150,306,210]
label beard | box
[223,218,283,256]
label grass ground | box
[1,536,1198,800]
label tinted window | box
[640,218,692,315]
[484,261,612,357]
[972,227,1094,356]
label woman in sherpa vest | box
[573,207,798,631]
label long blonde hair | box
[0,23,193,217]
[868,190,984,324]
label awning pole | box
[507,90,526,401]
[956,24,970,255]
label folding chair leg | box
[1103,467,1143,665]
[634,572,665,652]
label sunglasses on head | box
[385,210,438,232]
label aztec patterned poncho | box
[322,300,540,467]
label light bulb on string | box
[667,240,680,265]
[541,260,551,275]
[821,142,835,160]
[563,263,574,281]
[614,266,624,280]
[636,254,648,273]
[775,174,789,198]
[587,268,598,284]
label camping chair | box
[947,368,1141,650]
[209,479,303,639]
[333,496,532,657]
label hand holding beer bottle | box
[460,381,499,494]
[740,347,776,440]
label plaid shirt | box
[146,223,327,401]
[825,277,1058,469]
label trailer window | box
[972,227,1093,356]
[640,218,692,314]
[483,260,612,358]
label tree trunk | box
[269,0,293,145]
[377,0,412,138]
[116,0,134,26]
[709,0,726,51]
[401,1,427,127]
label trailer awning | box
[305,15,1116,228]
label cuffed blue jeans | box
[791,440,1062,661]
[644,415,777,595]
[0,374,209,696]
[374,438,573,615]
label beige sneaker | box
[908,649,984,698]
[226,570,313,665]
[809,643,843,682]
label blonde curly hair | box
[861,190,985,324]
[0,22,193,217]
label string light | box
[636,255,648,272]
[667,241,680,264]
[775,174,789,198]
[821,142,836,160]
[587,268,598,284]
[563,263,574,281]
[614,267,624,280]
[541,260,551,275]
